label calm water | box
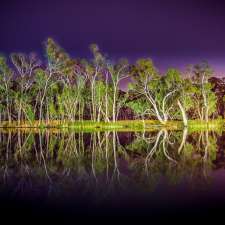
[1,128,225,220]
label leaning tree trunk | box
[177,100,188,127]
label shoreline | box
[0,120,224,132]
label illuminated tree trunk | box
[4,81,11,123]
[39,71,52,124]
[177,100,188,127]
[145,93,165,124]
[105,72,110,122]
[112,84,117,122]
[202,73,209,123]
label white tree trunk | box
[177,100,188,127]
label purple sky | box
[1,0,225,76]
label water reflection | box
[0,128,223,201]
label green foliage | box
[126,99,148,117]
[131,58,159,83]
[0,39,222,123]
[25,104,35,122]
[35,69,48,87]
[189,62,217,120]
[46,38,75,76]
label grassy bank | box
[0,119,224,132]
[0,120,181,132]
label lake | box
[0,128,225,220]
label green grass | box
[187,119,225,132]
[0,119,224,132]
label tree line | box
[0,38,220,125]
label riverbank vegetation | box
[0,38,224,128]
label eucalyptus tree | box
[87,44,107,121]
[74,74,87,121]
[45,38,76,121]
[40,38,87,122]
[131,59,179,124]
[11,53,41,123]
[108,58,130,122]
[95,79,108,121]
[83,46,130,122]
[130,59,159,121]
[190,61,217,122]
[32,68,49,123]
[0,56,13,122]
[163,68,194,126]
[160,69,181,120]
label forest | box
[0,38,224,128]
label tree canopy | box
[0,38,220,125]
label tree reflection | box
[0,128,220,198]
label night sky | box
[1,0,225,75]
